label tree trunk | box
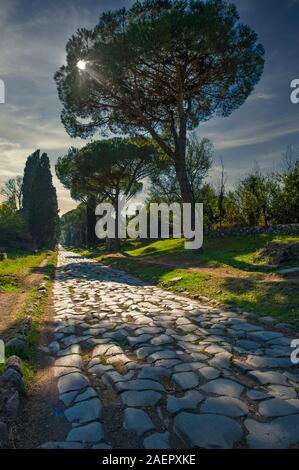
[174,155,195,230]
[174,147,203,252]
[106,200,121,252]
[86,196,97,247]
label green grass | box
[0,250,50,292]
[96,234,299,324]
[121,234,299,271]
[0,252,57,389]
[64,246,107,257]
[22,253,56,389]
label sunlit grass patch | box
[0,250,49,292]
[103,234,299,323]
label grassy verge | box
[3,252,57,389]
[81,234,299,324]
[0,250,51,293]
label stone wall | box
[204,224,299,238]
[141,224,299,244]
[0,356,23,448]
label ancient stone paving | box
[41,249,299,449]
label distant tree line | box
[148,145,299,229]
[57,137,159,250]
[58,134,299,249]
[0,150,59,250]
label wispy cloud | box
[200,116,299,151]
[0,0,298,213]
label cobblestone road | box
[41,249,299,449]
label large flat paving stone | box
[247,331,283,342]
[148,350,179,363]
[106,345,125,356]
[65,398,102,424]
[174,413,243,449]
[258,398,299,417]
[167,390,204,414]
[246,390,271,401]
[246,355,293,369]
[248,370,288,386]
[267,385,297,400]
[230,322,263,332]
[245,415,299,449]
[128,334,153,346]
[66,422,104,443]
[92,344,113,357]
[138,366,171,380]
[58,372,89,394]
[74,387,98,403]
[115,379,164,393]
[143,432,171,449]
[201,397,249,417]
[57,344,81,357]
[55,355,83,369]
[198,367,220,380]
[60,390,79,406]
[120,390,162,407]
[172,372,200,391]
[235,339,261,351]
[136,346,160,359]
[102,370,135,387]
[89,364,114,377]
[209,352,232,370]
[155,359,182,368]
[151,335,173,346]
[200,379,244,398]
[123,408,155,436]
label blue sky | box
[0,0,298,213]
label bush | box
[0,204,27,248]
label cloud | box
[0,138,20,149]
[201,117,299,151]
[248,93,277,101]
[0,0,101,213]
[0,0,298,215]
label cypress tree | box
[22,150,59,249]
[86,196,97,247]
[22,150,39,221]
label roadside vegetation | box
[67,234,299,324]
[0,252,57,388]
[0,251,50,293]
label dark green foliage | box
[0,176,23,210]
[55,0,264,204]
[60,204,87,247]
[149,146,299,230]
[56,137,158,203]
[22,150,40,221]
[273,160,299,224]
[22,150,59,249]
[86,196,97,247]
[0,204,27,247]
[204,159,299,229]
[149,136,213,204]
[234,167,275,226]
[56,137,158,249]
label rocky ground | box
[40,249,299,449]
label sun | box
[77,60,86,71]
